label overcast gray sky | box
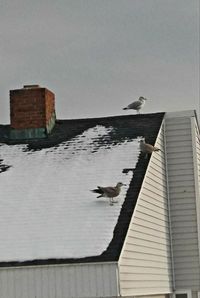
[0,0,199,123]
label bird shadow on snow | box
[94,200,109,205]
[94,199,120,207]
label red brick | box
[10,86,55,129]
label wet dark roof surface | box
[0,112,164,267]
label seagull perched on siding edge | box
[140,139,160,158]
[91,182,125,206]
[123,96,147,114]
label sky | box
[0,0,199,123]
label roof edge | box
[0,256,117,268]
[0,260,118,269]
[57,112,165,122]
[165,110,196,118]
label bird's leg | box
[112,199,118,203]
[109,197,114,206]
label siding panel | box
[165,115,200,290]
[119,123,172,296]
[133,217,169,233]
[129,225,170,240]
[0,263,118,298]
[141,188,168,208]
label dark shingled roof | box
[0,112,164,267]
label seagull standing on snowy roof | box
[91,182,125,206]
[123,96,147,114]
[140,139,160,158]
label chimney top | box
[23,84,40,89]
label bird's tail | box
[154,147,160,152]
[97,194,103,198]
[91,187,103,195]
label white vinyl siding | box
[136,296,168,298]
[192,118,200,262]
[165,113,200,290]
[0,262,119,298]
[119,123,173,297]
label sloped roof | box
[0,113,164,267]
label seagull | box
[140,139,160,158]
[123,96,147,114]
[91,182,125,205]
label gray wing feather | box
[127,101,142,109]
[100,186,118,197]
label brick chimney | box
[10,85,56,139]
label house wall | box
[119,122,173,297]
[164,111,200,293]
[191,117,200,264]
[0,262,119,298]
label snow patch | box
[0,125,140,262]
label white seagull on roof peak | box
[123,96,148,114]
[91,182,125,206]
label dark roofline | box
[0,112,165,267]
[0,112,164,148]
[57,111,165,121]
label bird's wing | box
[153,146,160,152]
[100,186,118,197]
[144,143,160,153]
[127,101,142,109]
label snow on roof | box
[0,125,141,262]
